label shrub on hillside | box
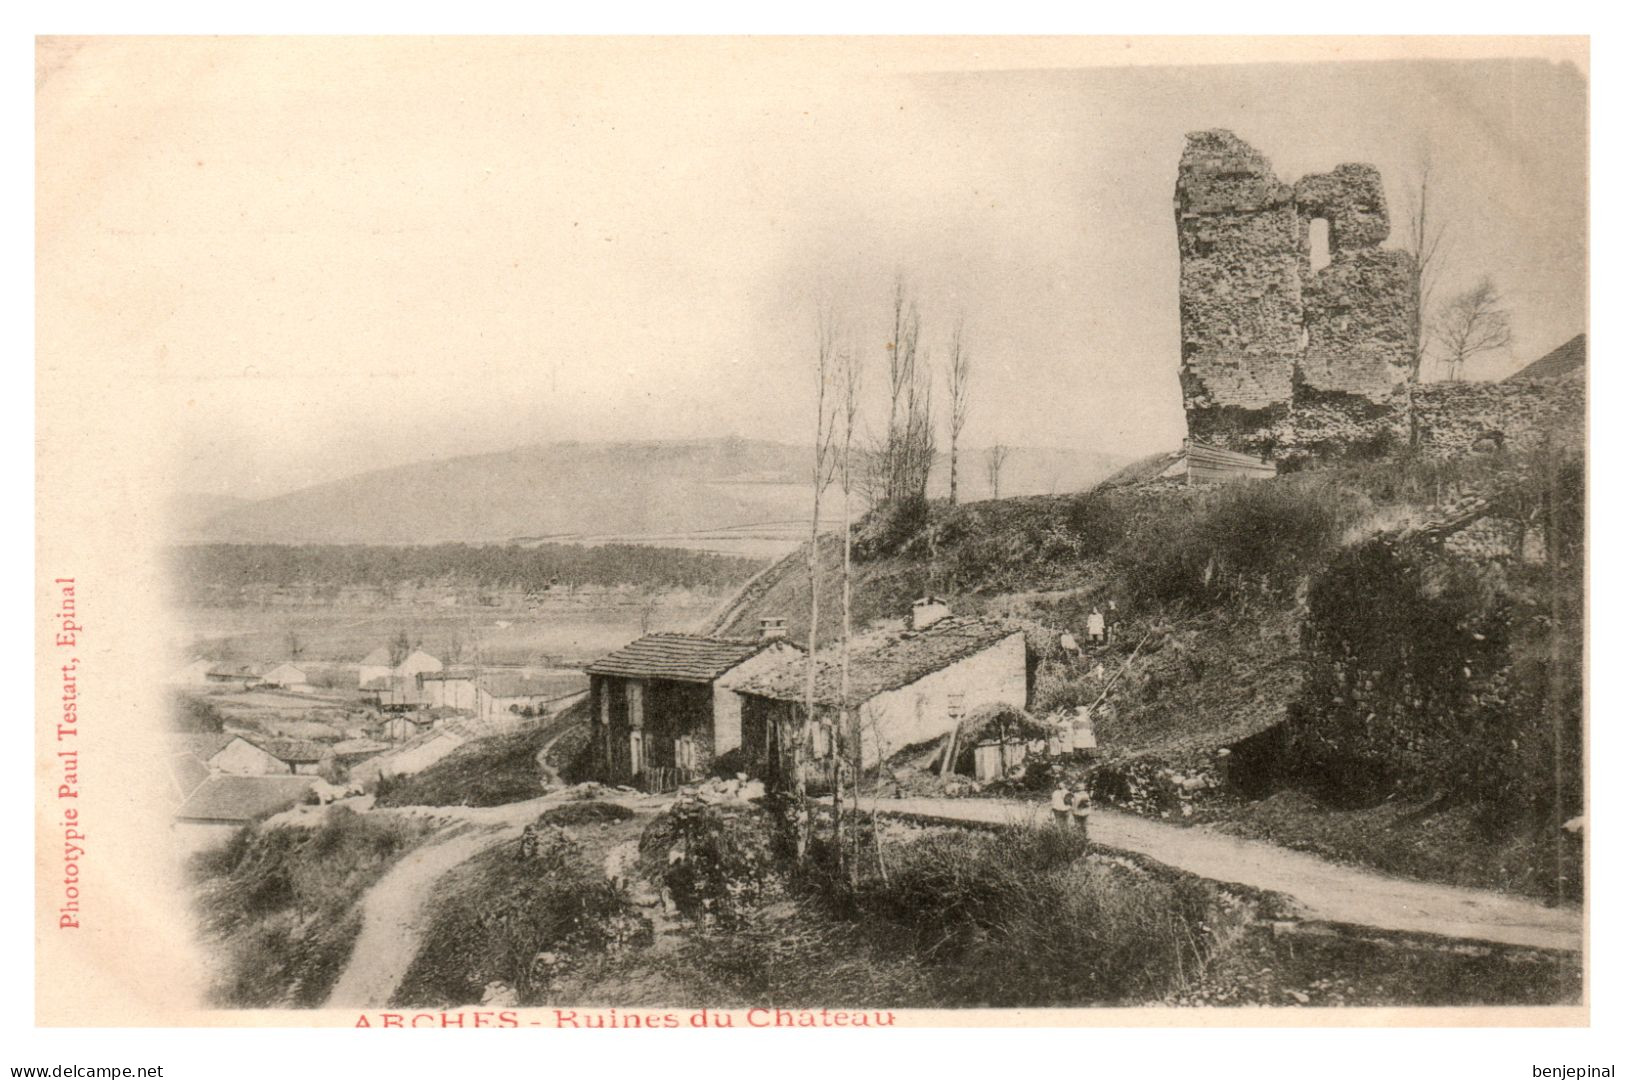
[855,494,932,560]
[1288,536,1581,818]
[393,829,646,1006]
[538,801,635,827]
[1117,479,1348,608]
[638,800,784,928]
[812,822,1226,1006]
[171,692,226,733]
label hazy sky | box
[37,38,1587,500]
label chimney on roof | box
[759,617,788,642]
[911,596,951,631]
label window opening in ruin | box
[1308,217,1331,273]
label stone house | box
[586,627,802,790]
[209,735,326,776]
[733,602,1034,783]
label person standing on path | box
[1070,786,1093,842]
[1051,782,1072,827]
[1087,608,1106,646]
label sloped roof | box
[174,775,315,823]
[586,634,775,684]
[166,754,212,804]
[329,738,392,758]
[208,663,262,679]
[1100,447,1184,488]
[1505,333,1585,382]
[240,735,327,763]
[359,647,392,667]
[736,617,1023,707]
[959,702,1056,746]
[171,732,235,760]
[480,670,589,699]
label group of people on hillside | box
[1086,600,1120,645]
[1050,782,1093,841]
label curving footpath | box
[868,796,1583,953]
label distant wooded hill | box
[173,438,1130,547]
[169,541,767,603]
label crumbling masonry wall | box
[1412,380,1585,460]
[1176,132,1417,461]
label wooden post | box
[940,693,966,780]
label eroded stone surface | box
[1175,131,1417,461]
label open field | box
[170,594,722,669]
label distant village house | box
[261,662,310,691]
[172,775,315,854]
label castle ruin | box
[1175,130,1418,462]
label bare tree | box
[1433,277,1513,382]
[877,277,935,504]
[284,628,305,662]
[1402,150,1452,378]
[946,316,970,505]
[833,340,863,875]
[388,628,413,668]
[984,444,1012,500]
[794,304,843,861]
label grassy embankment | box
[372,699,593,809]
[190,806,440,1008]
[391,799,1580,1009]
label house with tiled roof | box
[206,734,327,776]
[585,624,802,789]
[733,600,1033,780]
[172,774,316,853]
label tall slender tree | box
[1402,149,1451,379]
[878,277,934,504]
[796,305,842,861]
[984,443,1011,500]
[946,317,971,505]
[833,341,862,875]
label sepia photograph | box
[33,35,1588,1030]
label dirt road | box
[325,826,515,1008]
[326,791,669,1008]
[870,796,1582,953]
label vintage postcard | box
[34,35,1588,1029]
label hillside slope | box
[713,449,1584,901]
[180,439,1129,546]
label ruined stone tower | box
[1175,130,1417,462]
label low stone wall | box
[1412,379,1584,459]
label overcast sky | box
[37,38,1587,500]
